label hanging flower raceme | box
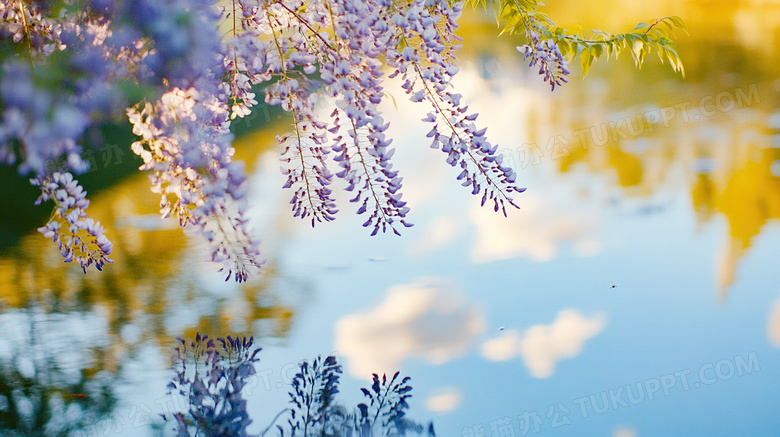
[231,0,340,227]
[384,0,525,216]
[517,32,571,91]
[127,83,263,283]
[32,172,114,273]
[120,0,265,282]
[318,0,412,235]
[3,0,602,282]
[229,0,524,236]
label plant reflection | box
[546,79,780,299]
[166,334,435,437]
[3,2,780,435]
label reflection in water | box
[546,83,780,299]
[544,87,780,294]
[0,126,295,434]
[2,2,780,435]
[769,297,780,347]
[612,427,638,437]
[424,387,462,414]
[480,310,605,379]
[167,334,435,436]
[469,192,600,263]
[456,1,780,298]
[0,309,116,435]
[409,217,462,258]
[334,279,485,378]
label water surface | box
[2,1,780,436]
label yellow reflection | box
[457,2,780,298]
[0,121,293,358]
[696,147,780,298]
[554,98,780,299]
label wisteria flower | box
[517,32,571,91]
[31,172,114,272]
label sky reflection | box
[334,278,486,378]
[480,310,606,379]
[2,1,780,436]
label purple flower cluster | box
[0,62,90,174]
[31,172,114,272]
[127,83,263,283]
[384,0,525,216]
[230,0,340,228]
[0,0,264,281]
[125,0,225,88]
[121,0,263,282]
[0,2,131,275]
[517,32,571,91]
[225,0,526,232]
[0,1,61,56]
[1,0,566,281]
[322,0,413,236]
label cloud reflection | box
[410,216,462,256]
[480,310,606,378]
[334,279,485,378]
[425,386,462,413]
[768,296,780,347]
[469,194,600,263]
[612,427,637,437]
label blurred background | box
[1,1,780,435]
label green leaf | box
[606,40,617,58]
[556,39,571,59]
[667,16,689,35]
[590,43,603,59]
[493,1,685,78]
[656,45,666,63]
[580,47,593,77]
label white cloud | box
[425,387,462,413]
[410,216,462,256]
[768,296,780,347]
[613,426,637,437]
[480,310,606,378]
[480,329,522,362]
[469,193,600,263]
[334,279,486,378]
